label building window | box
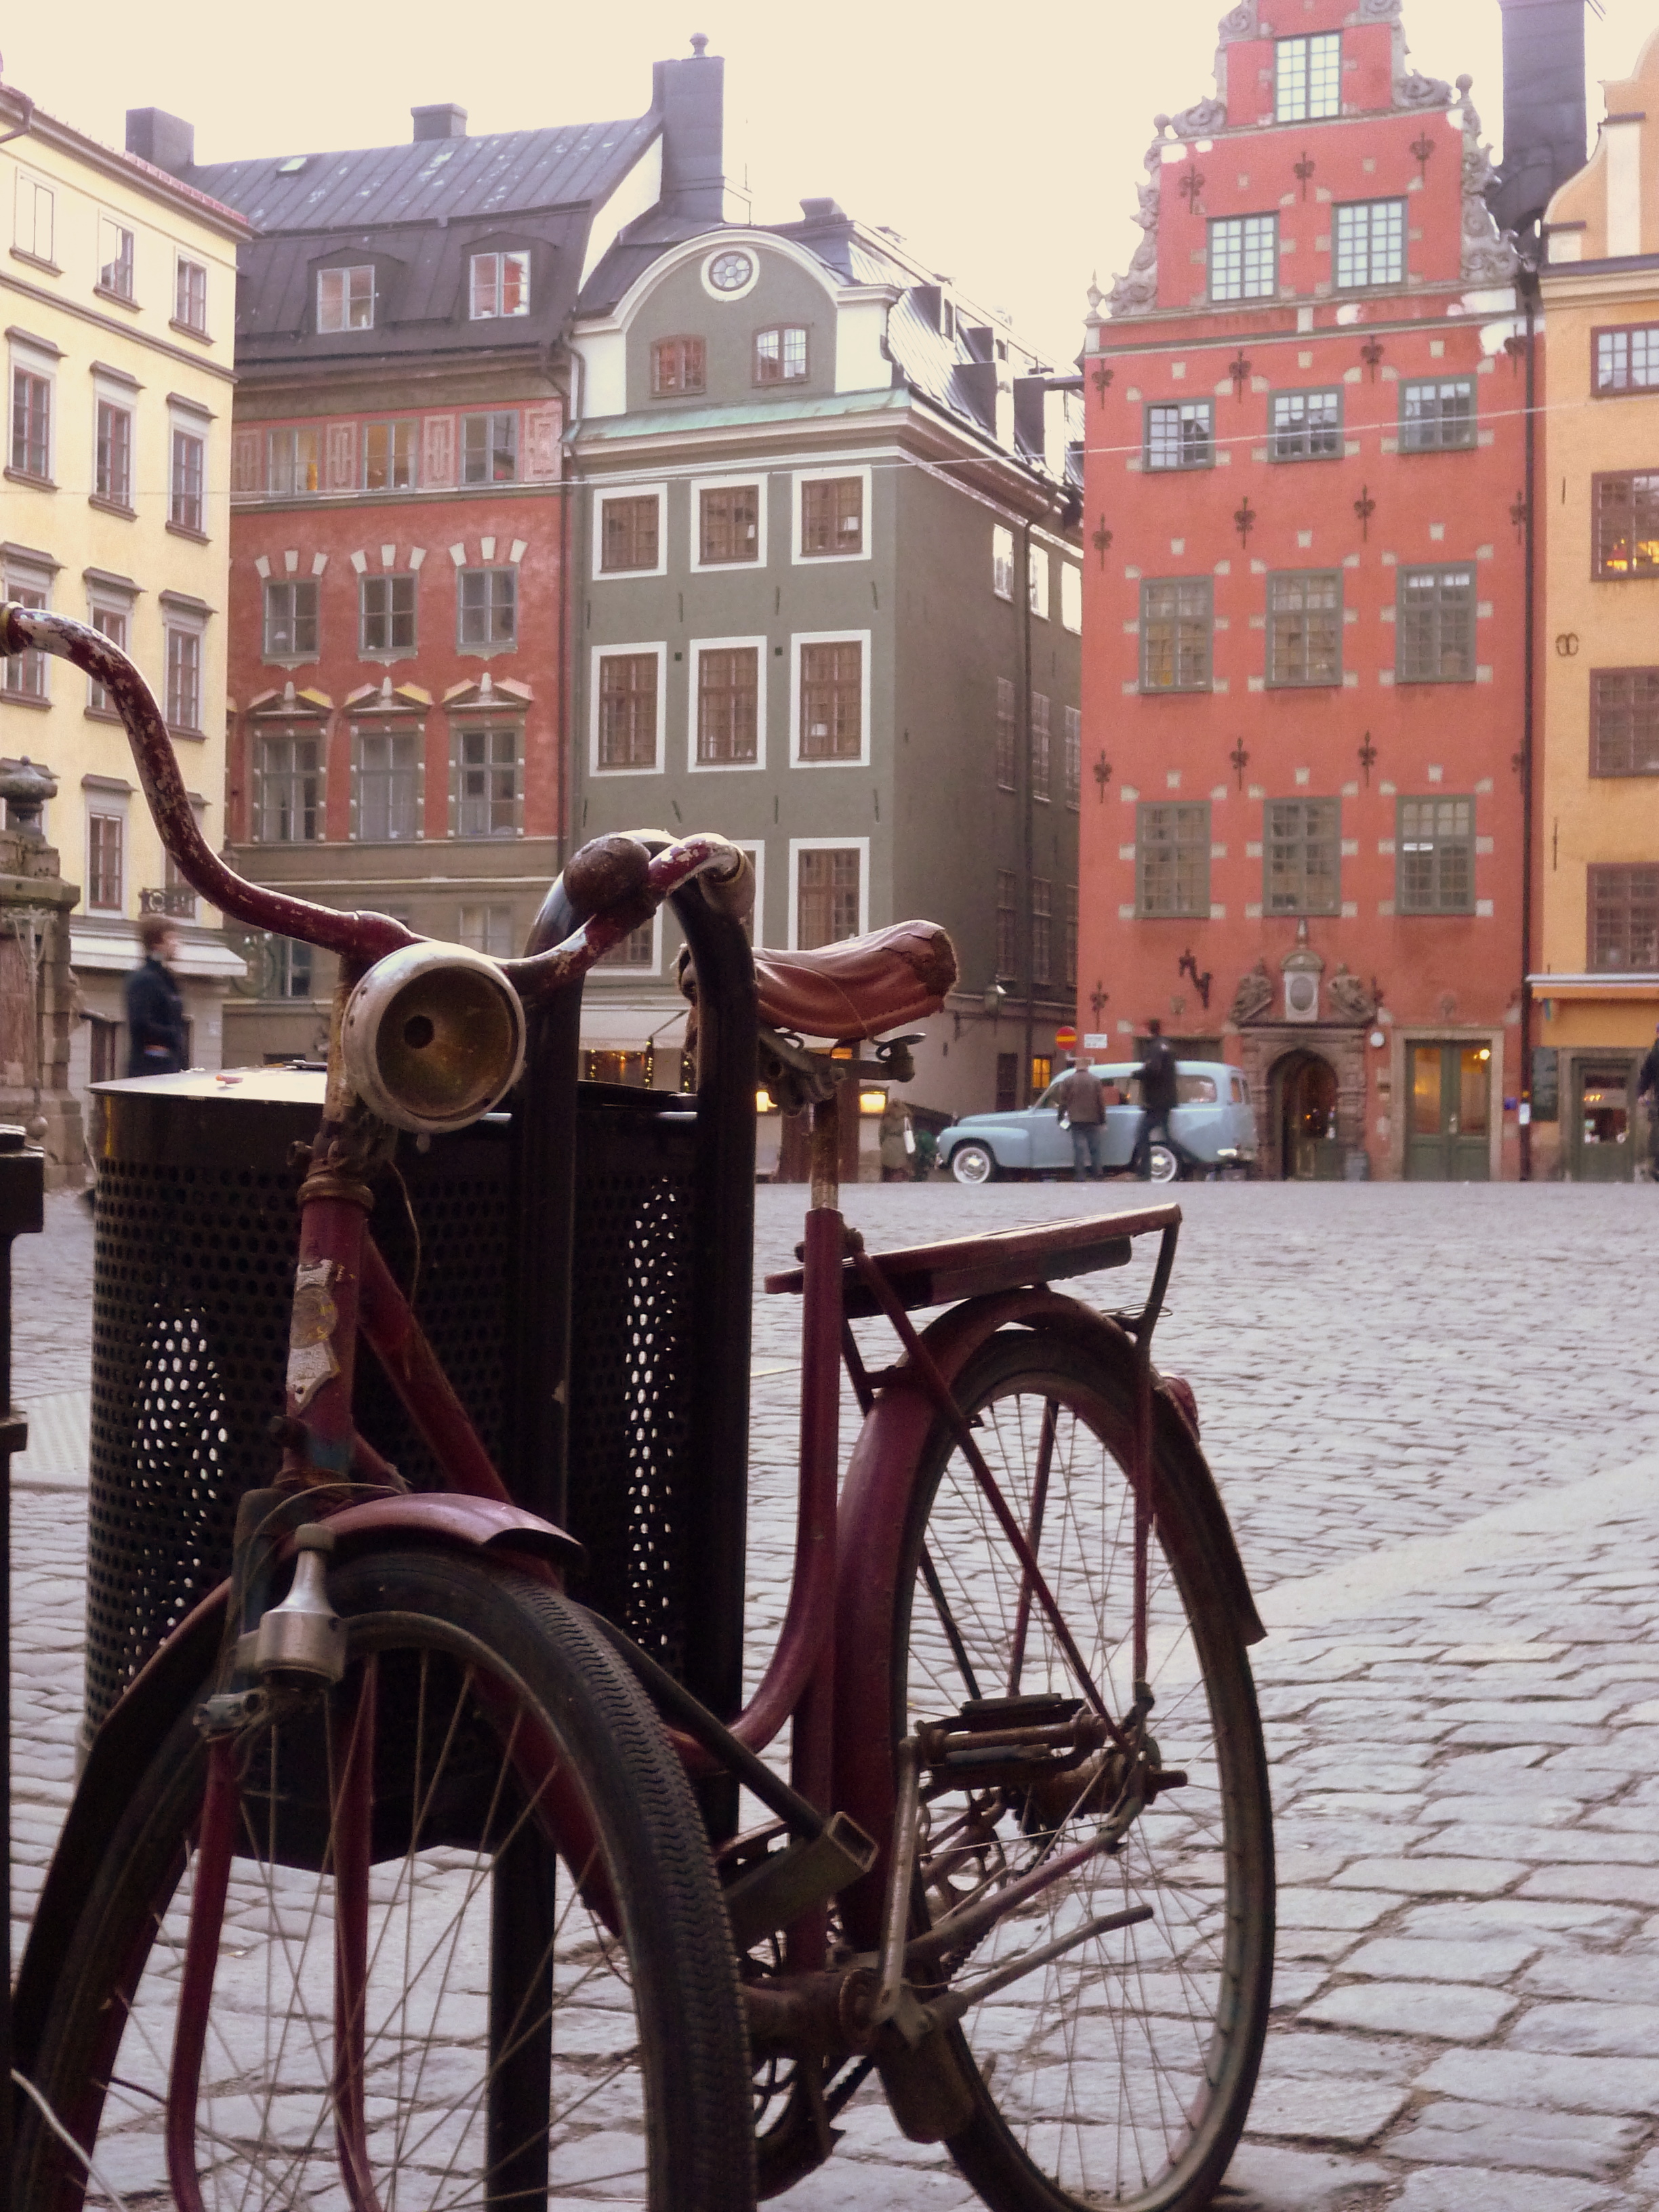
[996,676,1016,792]
[1065,884,1078,987]
[87,603,128,713]
[1397,566,1475,682]
[162,843,197,921]
[992,525,1015,598]
[1397,796,1474,914]
[361,575,416,653]
[996,870,1018,975]
[600,494,659,573]
[1265,798,1340,914]
[170,427,205,531]
[1276,32,1340,121]
[317,266,375,332]
[165,629,203,733]
[1590,863,1659,970]
[1334,200,1406,290]
[798,848,861,949]
[597,651,659,769]
[1401,377,1475,452]
[14,173,53,262]
[1267,571,1342,686]
[1064,705,1082,808]
[10,367,50,479]
[1591,668,1659,776]
[454,726,519,837]
[1136,802,1210,918]
[697,646,760,764]
[651,336,705,398]
[175,257,208,333]
[470,251,529,319]
[1594,472,1659,578]
[98,217,135,300]
[254,733,323,842]
[87,813,123,911]
[2,579,47,698]
[596,921,657,971]
[268,427,321,497]
[1208,214,1277,303]
[1029,551,1050,621]
[356,729,420,841]
[1031,693,1051,801]
[1594,325,1659,394]
[755,326,808,383]
[1141,578,1212,692]
[461,413,517,487]
[1145,401,1214,470]
[798,640,863,760]
[1031,879,1052,984]
[94,401,133,507]
[458,567,516,649]
[459,903,514,957]
[273,937,314,998]
[996,1052,1019,1112]
[1269,388,1341,462]
[364,421,417,491]
[1061,564,1082,634]
[264,579,319,659]
[800,476,863,557]
[699,483,760,565]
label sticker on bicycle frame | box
[287,1261,340,1410]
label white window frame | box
[85,583,136,713]
[790,464,872,566]
[168,412,207,532]
[85,796,129,915]
[91,384,135,509]
[14,171,54,263]
[787,836,870,951]
[2,557,52,701]
[9,337,56,483]
[316,264,375,333]
[591,481,668,580]
[734,839,766,949]
[97,214,136,300]
[594,906,662,975]
[687,634,769,774]
[992,525,1015,600]
[689,473,768,575]
[469,249,531,321]
[790,629,872,769]
[588,639,667,777]
[1029,547,1051,621]
[174,254,209,333]
[457,902,517,958]
[1061,562,1082,634]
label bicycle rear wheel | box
[890,1327,1273,2212]
[17,1549,756,2212]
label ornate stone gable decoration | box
[1358,0,1402,18]
[1326,964,1380,1024]
[1166,96,1227,140]
[1107,136,1166,318]
[1452,77,1520,285]
[1282,924,1324,1024]
[1228,958,1273,1027]
[1216,0,1257,41]
[1391,19,1452,110]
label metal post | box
[1519,268,1539,1180]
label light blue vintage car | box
[938,1061,1258,1186]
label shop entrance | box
[1275,1052,1338,1180]
[1570,1058,1637,1183]
[1406,1042,1491,1181]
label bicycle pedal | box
[722,1809,878,1951]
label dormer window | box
[318,265,375,333]
[470,251,529,320]
[754,326,808,384]
[1276,33,1340,123]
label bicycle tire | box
[16,1548,756,2212]
[889,1326,1273,2212]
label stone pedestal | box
[0,766,85,1189]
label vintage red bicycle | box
[3,604,1273,2212]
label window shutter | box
[523,401,562,482]
[231,429,262,495]
[325,422,356,491]
[424,414,456,489]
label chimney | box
[411,103,468,142]
[651,37,726,224]
[125,107,194,176]
[1488,0,1587,241]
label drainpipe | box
[557,344,586,880]
[1021,516,1036,1103]
[1518,266,1539,1179]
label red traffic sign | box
[1054,1026,1078,1050]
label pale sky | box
[5,0,1656,361]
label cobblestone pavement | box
[13,1179,1659,2208]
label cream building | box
[1,89,247,1132]
[1536,30,1659,1179]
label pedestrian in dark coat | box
[125,915,188,1077]
[1638,1021,1659,1176]
[1129,1018,1180,1180]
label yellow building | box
[0,89,248,1130]
[1536,32,1659,1180]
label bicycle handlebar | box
[0,604,749,1003]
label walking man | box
[1054,1051,1107,1182]
[1639,1021,1659,1179]
[1129,1019,1180,1181]
[125,914,188,1077]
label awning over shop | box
[70,922,247,981]
[1527,972,1659,1000]
[577,1000,689,1054]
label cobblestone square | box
[12,1177,1659,2207]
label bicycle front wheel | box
[18,1549,756,2212]
[892,1326,1273,2212]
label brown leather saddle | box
[750,920,958,1041]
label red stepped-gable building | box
[1080,0,1534,1179]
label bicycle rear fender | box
[12,1494,573,2077]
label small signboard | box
[1083,1033,1109,1049]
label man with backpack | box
[1129,1019,1179,1181]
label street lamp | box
[982,982,1005,1020]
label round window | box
[703,248,756,298]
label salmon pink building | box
[1080,0,1534,1179]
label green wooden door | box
[1570,1059,1637,1183]
[1406,1044,1492,1181]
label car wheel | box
[950,1142,998,1186]
[1148,1143,1181,1185]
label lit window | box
[470,251,529,319]
[991,525,1014,598]
[98,216,135,300]
[1029,552,1050,620]
[1594,472,1659,578]
[317,266,375,332]
[1209,215,1277,302]
[1334,201,1406,290]
[175,258,208,333]
[364,420,418,491]
[1061,565,1082,633]
[754,326,808,384]
[1141,579,1212,691]
[1276,33,1340,122]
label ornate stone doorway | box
[1273,1050,1340,1179]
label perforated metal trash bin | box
[85,1069,726,1733]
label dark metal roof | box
[186,114,659,234]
